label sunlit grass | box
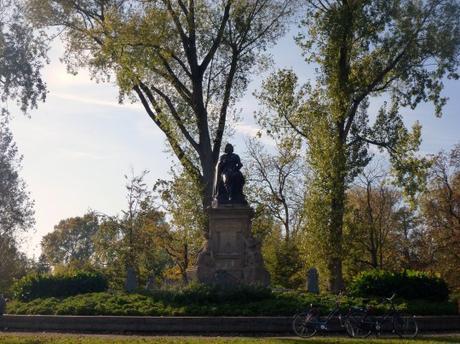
[1,334,460,344]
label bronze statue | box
[213,143,247,205]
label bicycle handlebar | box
[386,293,396,302]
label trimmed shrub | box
[144,283,273,305]
[6,290,457,316]
[349,270,449,301]
[12,271,108,301]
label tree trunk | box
[371,248,378,268]
[328,257,344,293]
[182,243,189,285]
[328,199,345,292]
[327,140,346,293]
[200,152,216,238]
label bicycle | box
[292,294,365,338]
[345,293,418,338]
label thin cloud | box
[53,93,142,111]
[58,149,112,161]
[234,122,275,146]
[234,122,262,137]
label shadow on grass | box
[274,335,460,344]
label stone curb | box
[1,315,459,334]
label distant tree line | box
[2,142,456,294]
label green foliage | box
[256,0,460,291]
[349,270,449,301]
[404,299,458,316]
[0,234,31,297]
[146,283,274,305]
[0,119,35,296]
[7,284,457,316]
[0,0,47,117]
[12,271,108,301]
[41,212,99,268]
[0,119,35,238]
[94,171,173,290]
[154,169,205,282]
[245,137,307,241]
[27,0,295,210]
[420,145,460,291]
[268,240,305,289]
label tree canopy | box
[256,0,460,291]
[41,212,99,268]
[0,119,34,238]
[0,0,47,116]
[0,118,34,295]
[420,144,460,289]
[27,0,296,217]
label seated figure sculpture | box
[213,143,247,205]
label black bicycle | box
[344,294,418,338]
[292,295,365,338]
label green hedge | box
[12,271,108,301]
[6,285,458,316]
[349,270,449,301]
[144,283,273,304]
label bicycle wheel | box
[345,316,372,338]
[292,312,318,338]
[394,315,418,338]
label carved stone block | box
[197,205,270,286]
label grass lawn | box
[1,334,460,344]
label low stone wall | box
[0,315,459,334]
[0,315,292,334]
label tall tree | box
[94,171,171,289]
[154,169,205,284]
[0,234,30,295]
[0,118,34,238]
[344,164,415,277]
[256,0,459,291]
[41,211,99,269]
[420,144,460,290]
[0,0,47,116]
[245,137,307,241]
[27,0,295,230]
[0,118,34,294]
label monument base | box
[196,204,270,286]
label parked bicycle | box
[292,294,365,338]
[344,293,418,338]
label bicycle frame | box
[353,294,404,335]
[305,303,357,331]
[292,294,369,338]
[311,306,341,330]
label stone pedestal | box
[196,205,270,286]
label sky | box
[9,29,460,259]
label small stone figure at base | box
[307,267,320,294]
[213,143,247,205]
[0,294,6,316]
[243,236,270,286]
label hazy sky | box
[10,29,460,258]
